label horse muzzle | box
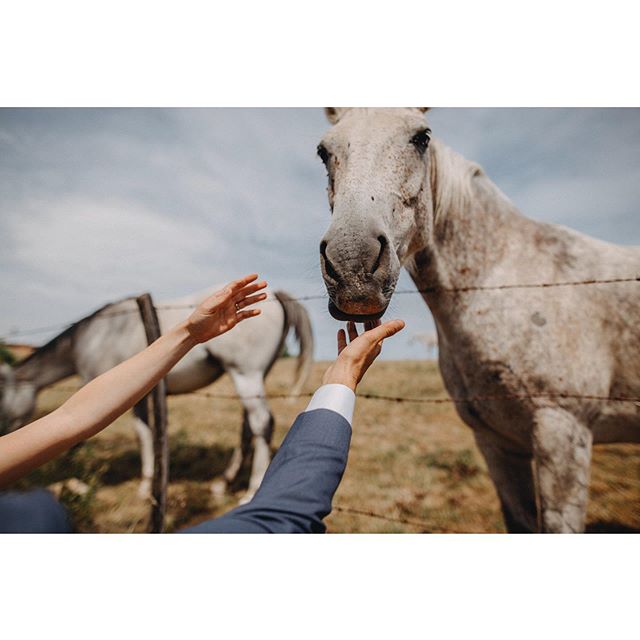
[325,280,393,322]
[320,226,398,322]
[327,299,388,322]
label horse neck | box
[16,332,77,390]
[406,140,527,292]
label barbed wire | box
[1,275,638,341]
[0,305,199,339]
[396,276,639,295]
[190,389,640,405]
[332,505,437,531]
[22,383,640,406]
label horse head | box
[318,107,432,321]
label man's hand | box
[186,274,267,344]
[322,319,405,392]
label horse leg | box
[532,407,592,533]
[228,370,274,505]
[133,401,154,499]
[211,409,252,498]
[474,431,538,533]
[243,411,274,504]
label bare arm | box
[0,274,267,488]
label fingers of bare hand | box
[235,280,267,301]
[231,273,259,292]
[347,321,358,342]
[236,308,261,322]
[236,292,267,310]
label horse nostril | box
[320,241,341,284]
[370,235,388,275]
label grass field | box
[14,359,640,533]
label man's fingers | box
[337,328,347,354]
[347,321,358,342]
[365,319,405,343]
[236,292,267,310]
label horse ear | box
[325,107,349,124]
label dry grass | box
[15,359,640,533]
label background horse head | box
[0,363,37,434]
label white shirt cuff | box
[304,384,356,425]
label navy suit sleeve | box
[180,408,351,533]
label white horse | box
[317,107,640,532]
[0,287,313,502]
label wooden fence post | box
[136,293,169,533]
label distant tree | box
[0,341,16,366]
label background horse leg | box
[223,370,274,505]
[212,409,252,498]
[474,431,538,533]
[532,407,592,533]
[133,401,154,499]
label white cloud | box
[6,195,225,289]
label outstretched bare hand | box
[322,319,405,392]
[186,274,267,344]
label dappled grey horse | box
[1,287,313,503]
[317,107,640,532]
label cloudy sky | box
[1,108,639,359]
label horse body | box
[413,213,640,532]
[2,287,313,501]
[317,107,639,532]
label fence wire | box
[1,275,637,341]
[25,383,640,406]
[332,505,437,531]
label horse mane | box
[428,138,488,221]
[17,297,136,370]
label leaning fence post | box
[136,293,169,533]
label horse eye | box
[410,128,431,154]
[317,143,330,165]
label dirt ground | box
[14,358,640,533]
